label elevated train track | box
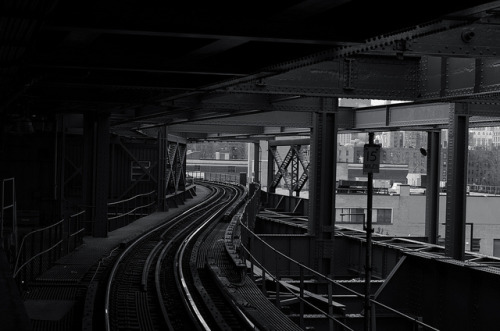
[104,181,250,331]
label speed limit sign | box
[363,144,381,174]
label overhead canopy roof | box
[2,0,500,140]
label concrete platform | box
[0,247,32,331]
[35,185,209,284]
[6,184,210,330]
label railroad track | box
[103,181,252,331]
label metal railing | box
[240,225,439,330]
[190,171,240,183]
[468,184,500,195]
[1,178,17,257]
[107,190,157,230]
[234,186,439,330]
[13,209,86,288]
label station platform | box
[2,184,210,331]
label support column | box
[308,98,338,275]
[82,112,110,238]
[267,139,275,193]
[55,114,66,220]
[445,103,469,260]
[425,131,441,244]
[93,113,110,238]
[82,114,95,234]
[254,141,260,183]
[157,126,167,212]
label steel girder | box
[225,54,500,101]
[166,110,312,141]
[445,103,469,260]
[268,143,310,195]
[83,112,110,238]
[227,58,420,100]
[343,101,500,131]
[425,131,441,245]
[182,110,313,127]
[404,21,500,58]
[375,253,500,331]
[308,99,338,275]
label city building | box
[470,127,494,149]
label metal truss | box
[268,141,310,195]
[164,139,187,194]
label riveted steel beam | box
[217,53,500,102]
[425,131,441,245]
[167,123,263,134]
[375,253,500,330]
[227,58,419,100]
[308,98,338,275]
[445,103,469,260]
[189,110,313,128]
[419,56,500,100]
[173,94,338,113]
[406,22,500,57]
[347,101,500,131]
[83,112,110,238]
[269,138,310,146]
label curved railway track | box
[103,181,252,331]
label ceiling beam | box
[43,26,343,46]
[167,123,263,134]
[184,110,313,128]
[30,64,248,77]
[346,101,500,131]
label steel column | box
[291,148,299,197]
[445,104,469,260]
[93,113,110,237]
[425,131,441,244]
[308,98,338,275]
[82,112,110,238]
[267,139,276,193]
[55,114,66,220]
[82,114,95,233]
[254,141,260,183]
[157,126,167,211]
[365,132,375,331]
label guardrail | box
[240,224,439,330]
[13,209,86,288]
[468,184,500,195]
[190,172,241,183]
[1,178,17,258]
[107,190,157,231]
[234,185,439,330]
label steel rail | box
[104,186,220,331]
[154,184,229,329]
[175,184,238,330]
[105,181,248,331]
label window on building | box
[493,239,500,258]
[194,165,201,171]
[336,208,393,224]
[375,209,392,224]
[228,166,236,173]
[131,161,151,181]
[337,208,363,223]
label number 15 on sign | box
[363,144,381,174]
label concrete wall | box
[335,193,500,257]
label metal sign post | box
[363,133,379,331]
